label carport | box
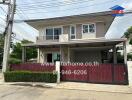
[21,38,128,85]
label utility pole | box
[2,0,16,72]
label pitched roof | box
[24,11,115,29]
[24,11,113,23]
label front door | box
[47,53,52,63]
[47,53,60,63]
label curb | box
[0,81,58,88]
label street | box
[0,84,132,100]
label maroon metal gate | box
[61,64,128,85]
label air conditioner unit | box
[59,34,69,42]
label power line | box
[17,0,116,15]
[0,17,6,22]
[17,0,95,12]
[17,0,54,5]
[12,36,21,42]
[0,24,6,27]
[17,0,78,6]
[18,0,94,9]
[0,6,7,14]
[16,8,29,20]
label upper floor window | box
[82,23,96,34]
[46,28,53,40]
[46,27,62,40]
[70,25,76,39]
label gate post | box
[55,61,60,83]
[123,41,127,65]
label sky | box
[0,0,132,42]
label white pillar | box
[113,45,117,64]
[68,46,70,63]
[55,61,60,83]
[37,48,40,63]
[123,41,127,64]
[60,46,62,62]
[22,47,26,63]
[127,61,132,86]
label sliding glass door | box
[46,27,62,40]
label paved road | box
[0,85,132,100]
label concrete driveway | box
[0,84,132,100]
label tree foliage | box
[10,39,37,61]
[124,26,132,45]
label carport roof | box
[22,38,127,47]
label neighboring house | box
[23,11,127,64]
[118,35,132,56]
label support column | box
[37,48,40,63]
[22,47,26,63]
[123,41,127,64]
[68,46,70,63]
[60,45,62,62]
[113,45,117,64]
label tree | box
[0,34,4,66]
[124,26,132,61]
[124,26,132,45]
[10,39,37,63]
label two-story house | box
[23,11,127,64]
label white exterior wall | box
[36,22,106,42]
[38,26,45,36]
[82,34,96,39]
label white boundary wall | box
[127,61,132,86]
[55,61,60,83]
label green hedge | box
[8,57,22,64]
[4,71,57,83]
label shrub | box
[4,71,57,83]
[127,53,132,61]
[8,58,22,64]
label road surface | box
[0,84,132,100]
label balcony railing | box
[36,35,60,42]
[36,34,69,42]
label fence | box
[60,63,128,85]
[10,62,128,85]
[10,63,55,72]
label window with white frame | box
[46,27,62,40]
[70,25,76,39]
[82,24,95,34]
